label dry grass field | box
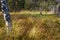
[0,12,60,40]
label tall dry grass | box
[0,14,60,40]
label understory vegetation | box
[0,14,60,40]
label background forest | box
[0,0,59,12]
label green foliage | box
[0,0,58,11]
[0,16,4,28]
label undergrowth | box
[0,14,60,40]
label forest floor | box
[0,11,60,40]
